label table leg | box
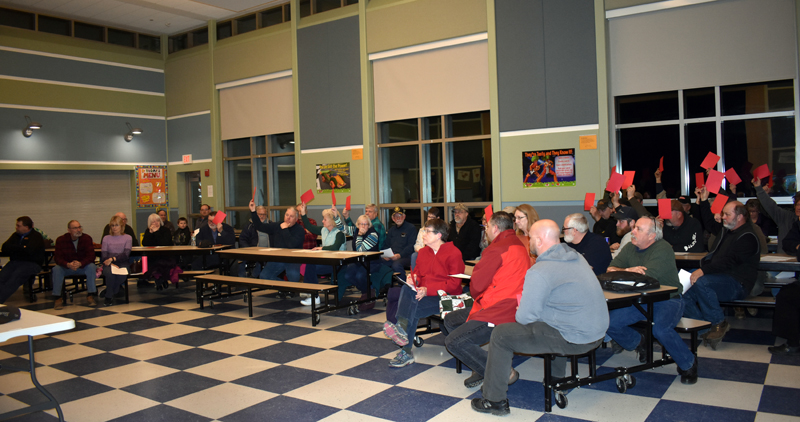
[27,336,65,421]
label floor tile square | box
[332,336,400,357]
[134,323,203,340]
[0,366,76,394]
[167,383,274,420]
[123,306,183,318]
[428,398,545,422]
[10,377,113,405]
[52,327,126,344]
[107,404,213,422]
[143,295,197,306]
[287,330,364,349]
[199,336,277,355]
[105,318,172,333]
[209,319,278,335]
[241,342,324,364]
[698,356,768,384]
[0,337,73,356]
[758,386,800,416]
[187,356,278,382]
[122,371,224,402]
[221,395,337,422]
[347,386,461,422]
[286,349,377,374]
[148,310,213,324]
[646,399,756,422]
[111,339,192,361]
[582,366,677,398]
[319,409,398,422]
[254,311,311,324]
[285,374,391,409]
[233,365,331,394]
[50,352,139,377]
[399,366,491,399]
[286,315,353,330]
[662,377,763,411]
[56,309,116,322]
[765,364,800,388]
[543,387,660,421]
[83,361,179,388]
[33,344,104,366]
[80,313,143,327]
[338,357,434,385]
[327,320,386,336]
[57,388,158,422]
[182,314,243,329]
[257,299,308,311]
[247,325,318,341]
[81,333,157,352]
[165,329,239,347]
[146,348,233,371]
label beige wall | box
[165,49,212,117]
[213,26,293,85]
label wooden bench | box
[764,277,797,289]
[175,269,214,289]
[719,295,776,309]
[195,274,338,326]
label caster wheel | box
[555,392,568,409]
[616,377,627,394]
[413,336,424,347]
[626,374,636,389]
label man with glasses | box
[563,213,612,275]
[52,220,98,309]
[102,212,139,247]
[449,203,482,261]
[248,200,305,285]
[606,216,698,384]
[380,206,418,281]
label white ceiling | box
[0,0,288,35]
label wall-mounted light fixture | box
[124,122,142,142]
[22,115,42,137]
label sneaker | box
[678,359,698,385]
[53,298,64,310]
[383,321,409,347]
[87,295,96,307]
[299,293,311,299]
[389,350,415,368]
[300,296,321,306]
[471,398,510,416]
[768,343,800,356]
[464,372,484,388]
[104,297,114,306]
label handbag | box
[437,289,473,318]
[596,271,660,291]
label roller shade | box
[219,75,294,140]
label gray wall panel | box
[542,0,598,127]
[0,50,165,94]
[495,0,546,132]
[0,108,166,163]
[297,16,363,150]
[167,114,212,162]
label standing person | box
[157,209,175,234]
[298,203,346,306]
[101,215,132,306]
[142,213,175,290]
[513,204,540,266]
[449,203,482,261]
[0,216,45,304]
[380,207,418,281]
[52,220,97,309]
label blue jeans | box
[410,252,418,271]
[261,262,300,282]
[395,284,441,352]
[379,256,410,281]
[303,264,332,283]
[606,298,695,371]
[442,308,494,376]
[682,273,744,325]
[52,264,97,296]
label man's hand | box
[103,258,113,266]
[690,269,704,284]
[610,243,620,251]
[751,176,761,187]
[610,191,620,208]
[391,253,401,261]
[694,186,709,202]
[342,207,350,220]
[248,199,256,212]
[610,265,647,275]
[280,222,289,229]
[68,261,80,271]
[312,246,322,251]
[627,185,636,200]
[654,168,662,183]
[358,226,367,236]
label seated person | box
[563,213,612,275]
[753,176,800,254]
[157,209,175,234]
[381,206,418,281]
[590,199,621,245]
[142,213,176,290]
[663,200,704,253]
[449,203,482,261]
[606,216,698,384]
[442,211,528,388]
[173,217,192,246]
[383,219,464,368]
[101,215,132,306]
[610,206,637,258]
[237,206,270,278]
[53,220,97,309]
[334,209,380,307]
[298,203,346,306]
[0,216,45,304]
[192,211,236,270]
[101,212,140,246]
[248,201,305,285]
[513,204,540,266]
[471,220,608,416]
[343,203,387,249]
[746,199,778,238]
[411,208,440,270]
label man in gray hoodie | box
[471,219,609,416]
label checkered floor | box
[1,280,799,422]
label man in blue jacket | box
[380,206,418,281]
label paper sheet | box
[111,264,128,275]
[381,248,395,258]
[679,269,693,293]
[449,274,472,279]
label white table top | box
[0,309,75,343]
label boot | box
[358,289,377,311]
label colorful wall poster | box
[135,165,168,207]
[316,162,351,193]
[522,148,577,188]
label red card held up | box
[710,194,728,214]
[212,211,227,225]
[252,186,256,203]
[695,172,705,188]
[659,156,664,172]
[606,172,625,193]
[345,195,351,210]
[768,171,774,188]
[331,191,336,206]
[584,192,595,211]
[611,165,617,174]
[484,204,493,223]
[300,189,315,204]
[705,170,724,194]
[621,171,635,190]
[724,168,741,186]
[700,152,720,169]
[657,198,672,220]
[753,164,770,180]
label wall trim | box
[0,160,167,166]
[0,46,164,73]
[167,110,211,120]
[215,70,293,90]
[500,124,600,137]
[167,158,213,165]
[369,32,489,61]
[300,145,361,153]
[0,103,165,120]
[0,75,164,96]
[606,0,717,19]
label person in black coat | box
[142,213,175,290]
[0,216,45,303]
[192,211,235,271]
[449,204,482,261]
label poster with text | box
[522,148,576,188]
[136,165,168,207]
[316,162,351,193]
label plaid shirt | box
[298,218,318,249]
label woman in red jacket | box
[383,219,464,368]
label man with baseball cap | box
[382,206,418,281]
[664,199,705,253]
[611,206,638,258]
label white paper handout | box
[678,269,693,293]
[449,274,472,279]
[111,264,128,275]
[381,248,395,258]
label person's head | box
[453,203,469,225]
[109,215,124,236]
[487,211,514,243]
[114,212,128,226]
[177,217,188,229]
[391,206,406,227]
[422,218,449,247]
[722,201,747,231]
[427,207,441,221]
[256,206,268,223]
[321,209,336,230]
[562,213,589,244]
[355,215,373,231]
[208,211,219,230]
[615,206,637,237]
[631,216,662,250]
[284,207,298,227]
[669,199,685,227]
[529,219,561,256]
[157,209,168,222]
[67,220,83,240]
[365,204,378,221]
[147,213,163,229]
[596,200,612,219]
[502,206,518,214]
[16,216,33,235]
[200,204,211,217]
[514,204,540,235]
[678,197,692,214]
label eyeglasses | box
[423,229,437,234]
[69,226,82,230]
[561,227,574,233]
[515,216,526,221]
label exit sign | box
[182,154,192,164]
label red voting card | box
[659,156,664,172]
[621,171,635,190]
[700,152,720,169]
[611,165,617,174]
[584,192,595,211]
[658,198,672,220]
[212,211,227,225]
[710,194,728,214]
[300,189,314,204]
[705,170,724,194]
[141,256,148,274]
[768,172,774,188]
[331,191,336,206]
[345,196,351,210]
[606,172,625,193]
[252,186,256,203]
[695,172,705,188]
[724,168,741,186]
[484,204,493,223]
[753,164,770,180]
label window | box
[74,22,104,42]
[0,7,35,30]
[223,133,296,229]
[236,14,256,35]
[614,80,796,199]
[377,111,492,226]
[108,28,135,47]
[38,15,71,36]
[217,21,233,40]
[138,34,161,52]
[168,33,188,54]
[192,28,208,46]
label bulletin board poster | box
[135,165,168,208]
[522,149,577,188]
[316,162,351,193]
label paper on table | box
[760,255,795,262]
[258,248,279,251]
[449,274,472,279]
[111,264,128,275]
[679,269,693,293]
[381,248,395,258]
